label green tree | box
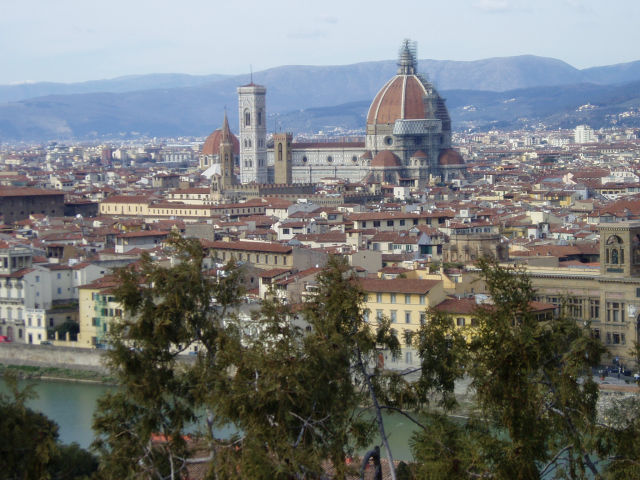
[92,234,244,479]
[0,374,98,480]
[93,240,408,479]
[412,258,606,479]
[210,255,405,479]
[0,374,59,480]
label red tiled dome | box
[371,150,402,168]
[438,148,464,166]
[412,150,428,158]
[366,42,451,132]
[201,129,239,156]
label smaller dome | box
[201,129,240,156]
[412,150,428,159]
[371,150,402,168]
[438,148,464,166]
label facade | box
[77,277,121,349]
[575,125,597,144]
[525,221,640,366]
[0,187,65,224]
[0,244,51,344]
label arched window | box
[244,110,251,127]
[278,143,283,161]
[606,235,624,266]
[257,110,262,126]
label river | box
[0,378,417,460]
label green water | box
[0,379,114,448]
[0,378,420,459]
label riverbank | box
[0,364,116,384]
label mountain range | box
[2,55,640,142]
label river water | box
[0,378,417,460]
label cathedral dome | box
[366,41,450,131]
[412,150,428,159]
[438,148,465,166]
[201,129,239,156]
[371,150,402,168]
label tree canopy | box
[90,237,640,479]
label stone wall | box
[0,343,108,373]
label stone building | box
[0,187,65,224]
[526,221,640,367]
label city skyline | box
[2,0,639,85]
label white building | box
[574,125,597,144]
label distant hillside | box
[0,73,230,104]
[2,55,640,141]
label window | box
[364,310,370,322]
[327,156,333,163]
[376,293,382,303]
[419,295,426,305]
[390,293,396,304]
[390,310,397,323]
[456,317,466,327]
[405,351,412,364]
[387,220,394,227]
[567,298,583,319]
[57,287,62,294]
[399,219,405,226]
[590,299,600,320]
[405,311,411,324]
[376,309,383,321]
[57,273,61,279]
[606,302,625,323]
[244,110,251,126]
[592,329,600,340]
[420,313,426,325]
[373,221,381,228]
[405,294,411,304]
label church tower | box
[273,132,292,185]
[237,83,267,184]
[219,112,236,190]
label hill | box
[2,55,640,141]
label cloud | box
[472,0,513,12]
[286,30,328,39]
[316,15,338,24]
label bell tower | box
[219,112,236,190]
[273,132,292,185]
[237,82,267,184]
[599,222,640,278]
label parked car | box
[0,335,11,343]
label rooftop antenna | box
[250,64,253,84]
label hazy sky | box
[1,0,638,85]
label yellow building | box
[359,278,446,335]
[77,276,122,349]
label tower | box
[599,222,640,278]
[237,83,267,184]
[219,112,236,190]
[273,132,292,185]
